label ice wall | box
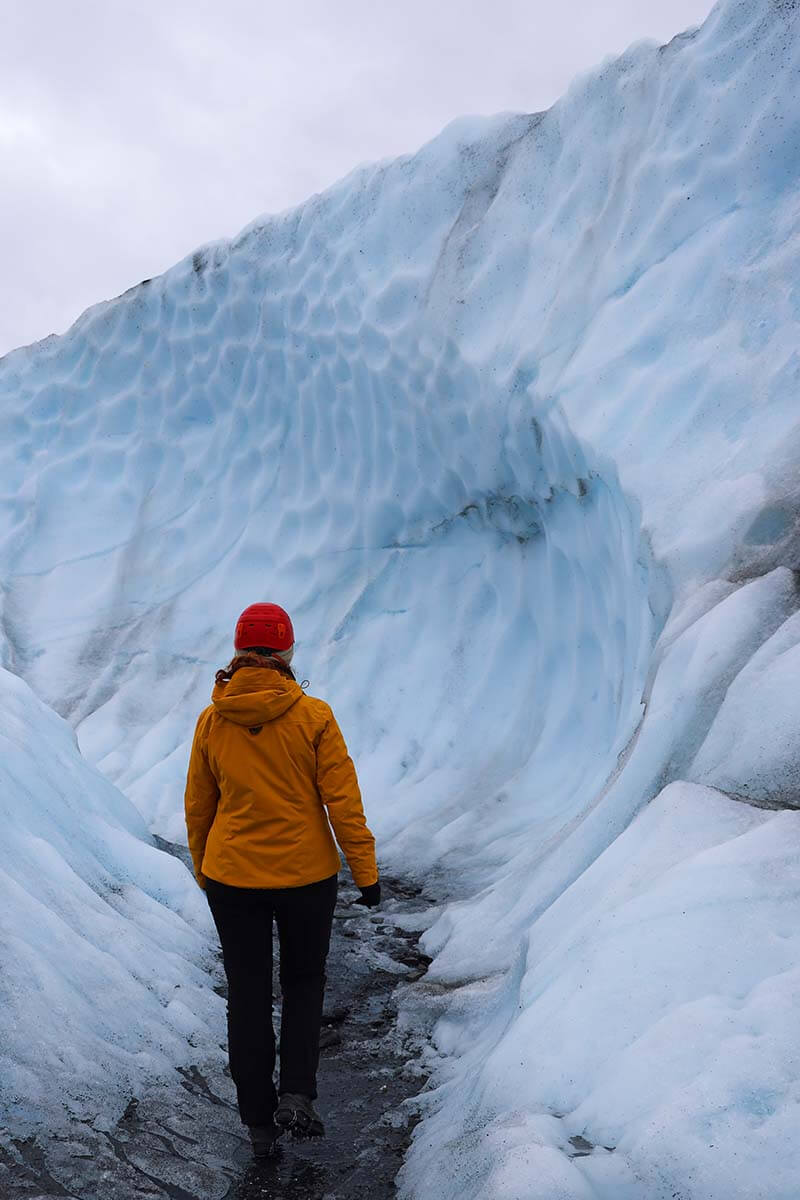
[0,667,224,1136]
[0,128,658,868]
[1,0,800,1193]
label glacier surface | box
[1,0,800,1194]
[0,667,224,1136]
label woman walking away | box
[184,602,380,1159]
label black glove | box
[355,882,381,907]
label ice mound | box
[690,604,800,806]
[0,667,224,1135]
[404,782,800,1200]
[1,0,800,1193]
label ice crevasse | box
[1,0,800,1195]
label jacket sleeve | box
[184,710,219,889]
[315,710,378,888]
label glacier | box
[0,666,225,1135]
[1,0,800,1195]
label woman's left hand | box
[355,882,381,907]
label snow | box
[1,0,799,1194]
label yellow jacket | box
[184,666,378,889]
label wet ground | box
[0,849,433,1200]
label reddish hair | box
[215,651,296,686]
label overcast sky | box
[0,0,716,358]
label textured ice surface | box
[690,605,800,806]
[1,0,800,1193]
[0,667,224,1135]
[406,783,800,1200]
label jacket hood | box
[211,667,304,726]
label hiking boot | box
[274,1093,325,1138]
[318,1025,342,1051]
[247,1122,282,1159]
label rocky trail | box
[1,847,433,1200]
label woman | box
[184,602,380,1159]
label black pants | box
[205,873,338,1126]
